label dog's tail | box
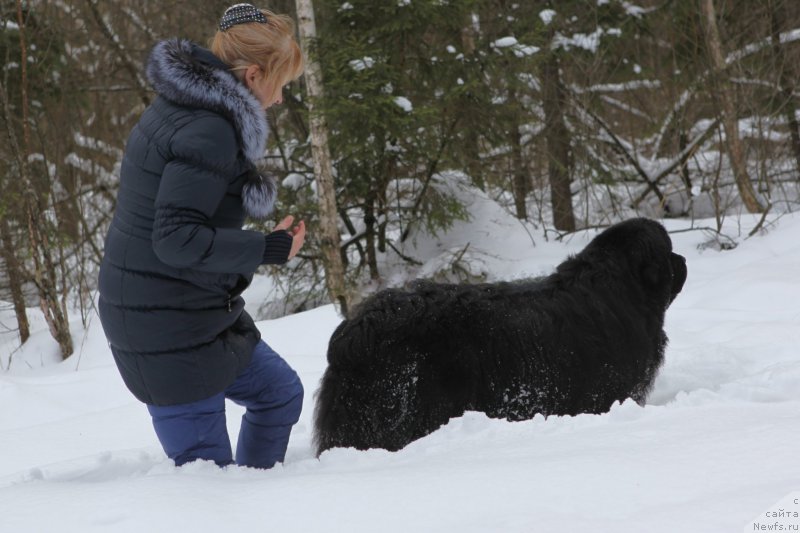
[313,359,427,455]
[313,316,370,455]
[312,365,336,455]
[312,363,353,455]
[313,289,458,455]
[313,314,422,455]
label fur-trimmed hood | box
[145,38,276,218]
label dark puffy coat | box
[98,39,291,406]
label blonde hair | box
[210,9,304,87]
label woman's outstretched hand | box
[274,215,306,259]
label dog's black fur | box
[313,218,687,454]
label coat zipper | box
[227,276,249,313]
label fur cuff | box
[242,169,277,219]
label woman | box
[98,4,306,469]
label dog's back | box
[313,279,566,454]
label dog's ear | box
[630,237,665,289]
[640,261,664,288]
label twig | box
[73,289,100,371]
[387,241,423,266]
[554,224,609,242]
[451,242,471,264]
[400,116,461,243]
[747,202,773,238]
[571,95,664,202]
[511,214,537,248]
[84,0,150,106]
[631,119,721,207]
[667,225,723,234]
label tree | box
[3,0,800,361]
[768,0,800,178]
[478,1,542,221]
[699,0,765,213]
[310,0,475,283]
[0,1,73,358]
[540,34,575,231]
[295,0,350,313]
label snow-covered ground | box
[2,188,799,532]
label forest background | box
[1,0,799,360]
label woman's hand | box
[274,215,306,259]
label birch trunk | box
[699,0,765,214]
[295,0,350,314]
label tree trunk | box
[295,0,350,314]
[460,11,484,189]
[699,0,765,213]
[678,129,693,191]
[509,114,528,220]
[541,51,575,231]
[769,0,800,177]
[0,217,29,344]
[12,0,73,358]
[363,192,379,281]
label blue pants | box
[146,340,303,469]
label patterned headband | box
[219,3,268,31]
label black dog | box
[313,218,687,454]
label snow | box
[512,44,540,57]
[348,57,374,72]
[728,28,800,66]
[575,79,662,93]
[393,96,413,112]
[1,18,20,31]
[493,36,518,48]
[65,153,115,182]
[73,133,124,158]
[621,1,647,18]
[281,172,307,191]
[539,9,556,25]
[599,94,650,119]
[553,28,607,53]
[491,37,539,58]
[2,201,800,531]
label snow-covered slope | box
[2,212,799,532]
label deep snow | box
[1,189,799,532]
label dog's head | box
[580,218,687,308]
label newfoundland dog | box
[313,218,687,454]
